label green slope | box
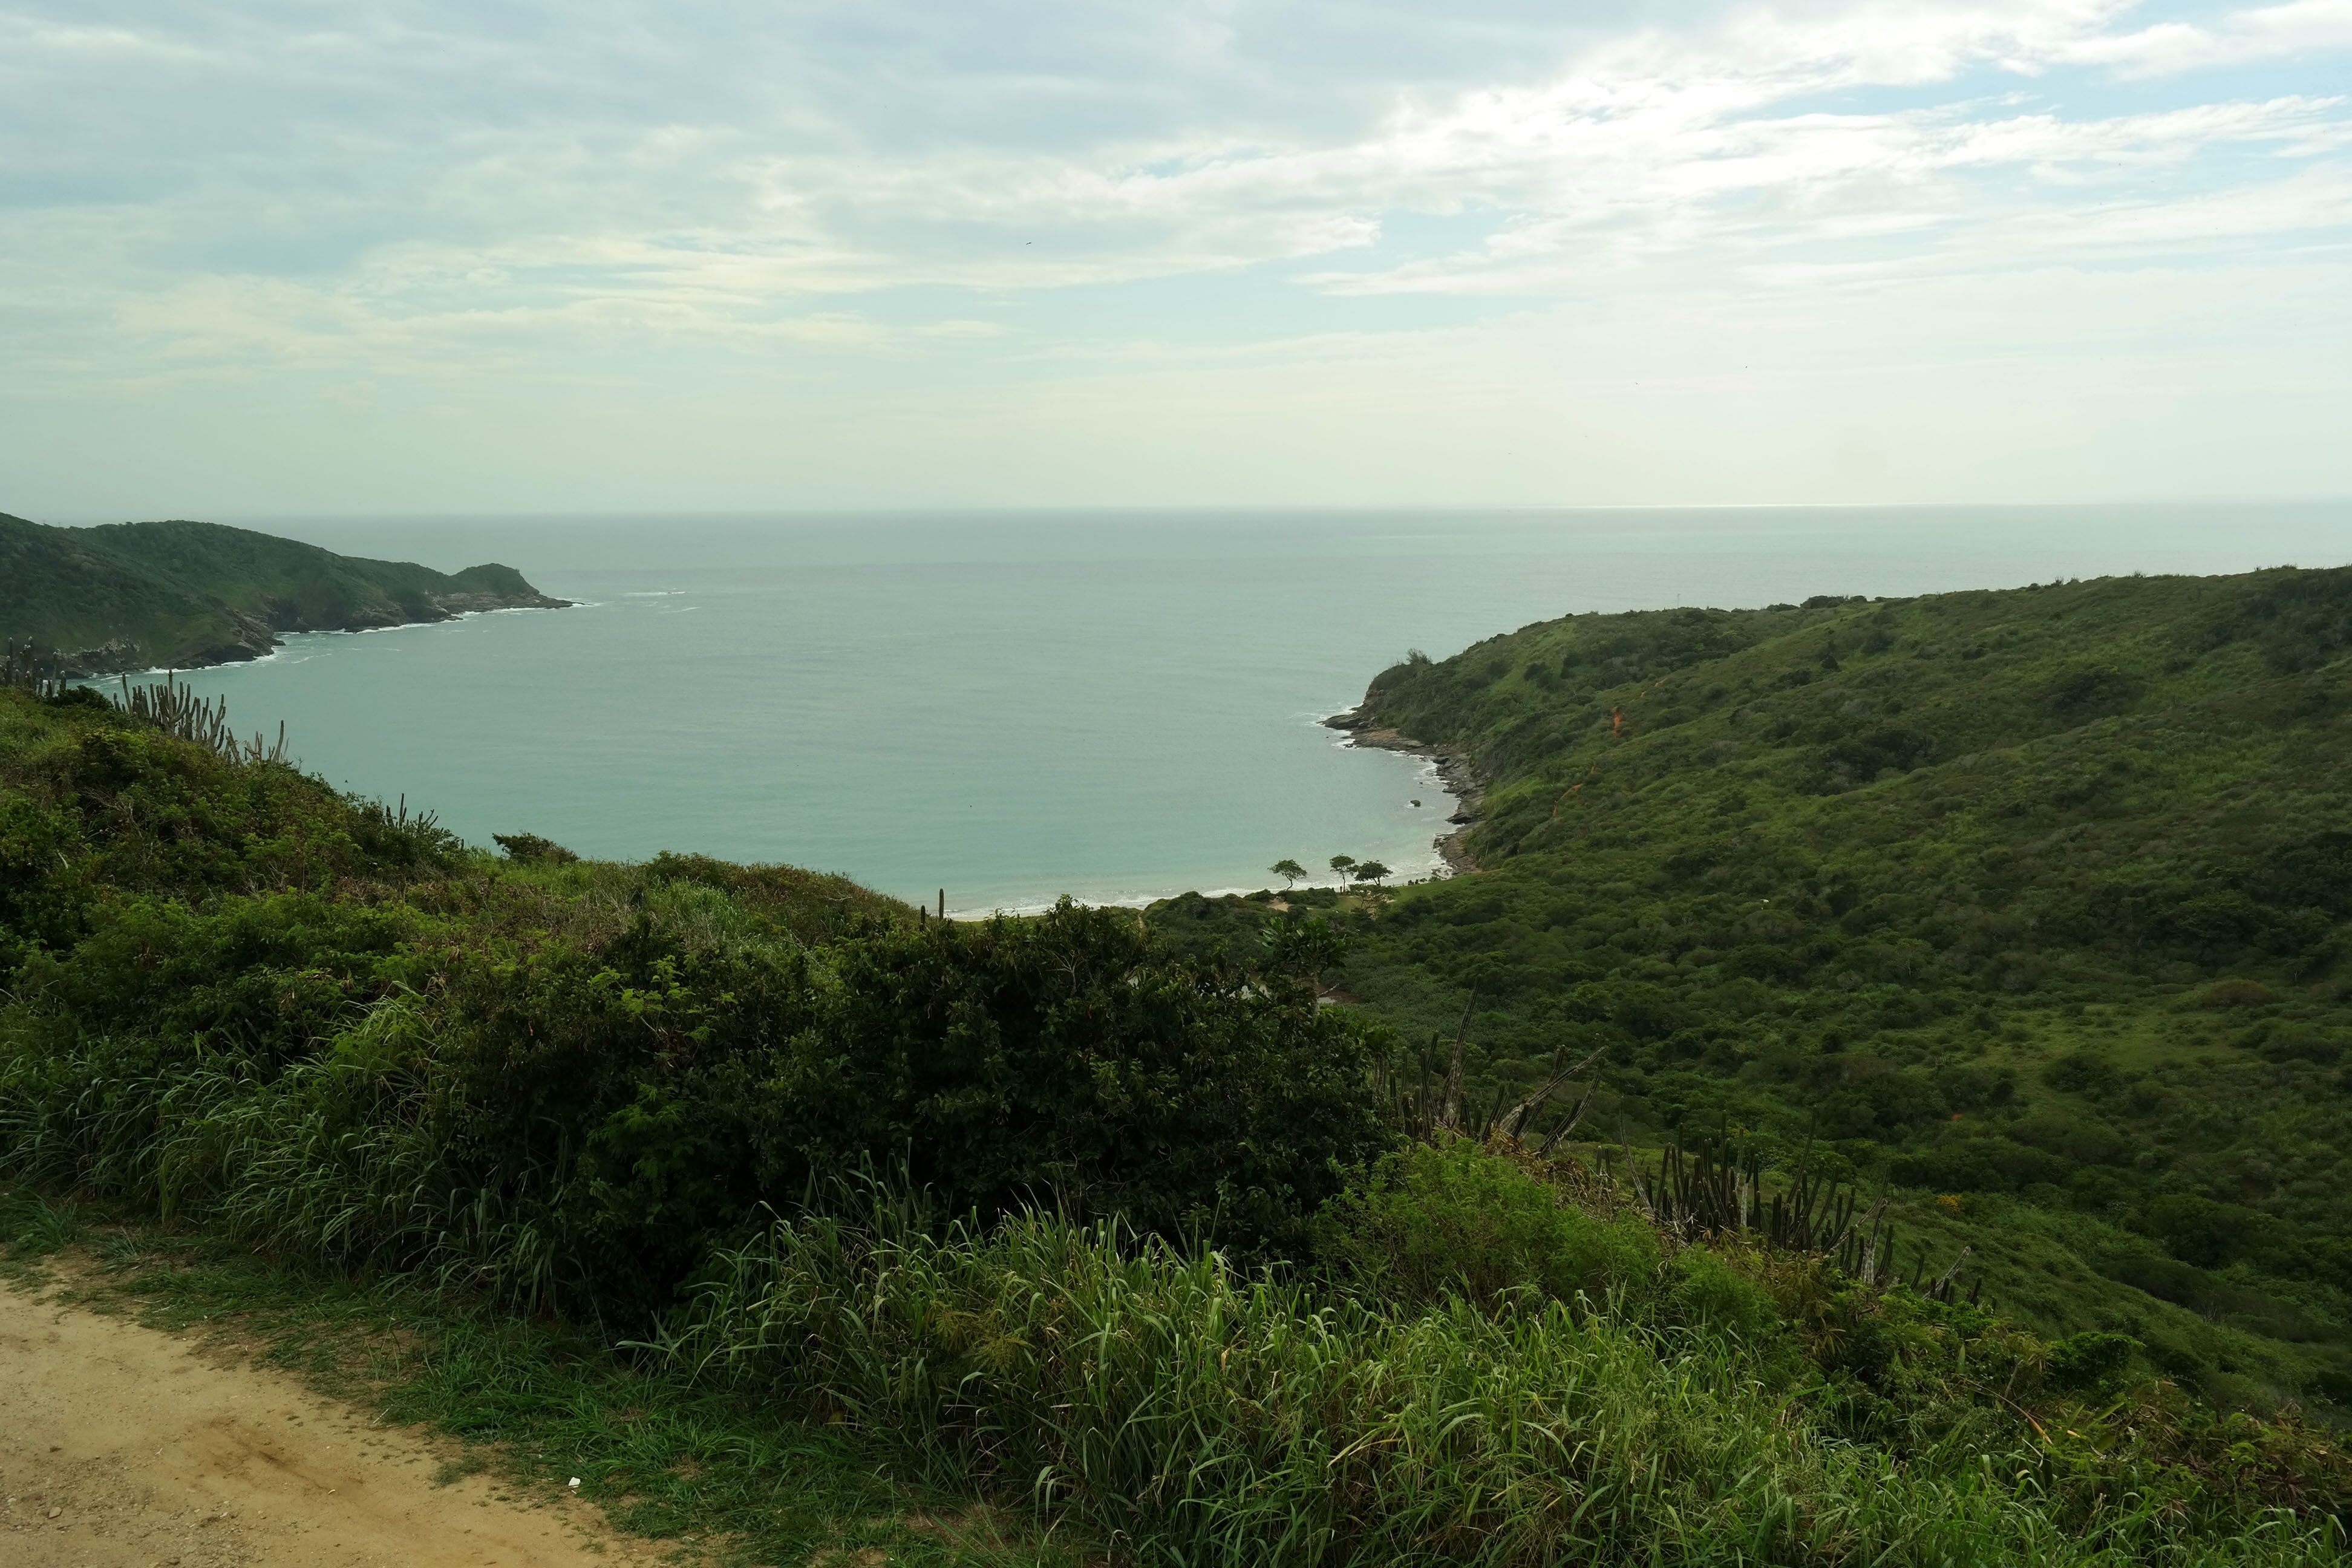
[5,684,2349,1560]
[1152,567,2352,1412]
[0,512,567,673]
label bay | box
[172,504,2351,914]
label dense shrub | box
[1316,1137,1658,1311]
[11,685,2352,1563]
[1666,1244,1784,1343]
[1,687,1396,1317]
[1,875,1394,1316]
[1155,566,2352,1409]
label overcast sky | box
[5,0,2350,516]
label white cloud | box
[2050,0,2352,75]
[0,0,2347,508]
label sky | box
[4,0,2350,516]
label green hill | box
[0,512,567,673]
[4,676,2348,1564]
[1153,567,2352,1413]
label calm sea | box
[171,505,2349,914]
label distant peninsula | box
[0,512,569,675]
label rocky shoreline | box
[1322,704,1483,875]
[42,589,572,678]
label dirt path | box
[0,1272,664,1568]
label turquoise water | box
[174,506,2351,914]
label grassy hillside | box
[1152,567,2352,1416]
[0,512,566,673]
[6,680,2348,1563]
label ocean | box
[172,504,2350,914]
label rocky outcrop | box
[1324,705,1485,874]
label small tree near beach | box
[1328,854,1356,886]
[1351,860,1391,892]
[1269,858,1307,890]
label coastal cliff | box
[0,512,569,675]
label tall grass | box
[4,1003,2346,1565]
[653,1192,2344,1568]
[7,983,2348,1565]
[0,999,567,1306]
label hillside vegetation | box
[1154,566,2352,1419]
[0,512,566,673]
[4,669,2351,1563]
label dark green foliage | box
[10,685,2352,1563]
[742,907,1387,1253]
[2049,1331,2145,1397]
[0,794,88,973]
[0,687,1392,1321]
[2045,1050,2123,1095]
[1665,1246,1783,1342]
[1316,1138,1658,1310]
[0,695,461,982]
[316,898,1390,1313]
[491,831,579,864]
[1155,566,2352,1412]
[0,511,564,673]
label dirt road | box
[0,1272,662,1568]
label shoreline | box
[946,710,1477,917]
[1322,704,1483,875]
[51,596,572,681]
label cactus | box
[1627,1122,1979,1304]
[0,638,72,699]
[109,672,292,765]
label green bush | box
[1148,566,2352,1410]
[2047,1330,2143,1397]
[491,830,578,864]
[13,663,2352,1565]
[1,689,1397,1315]
[1,868,1396,1316]
[1667,1245,1784,1343]
[1316,1137,1660,1311]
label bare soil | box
[0,1272,662,1568]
